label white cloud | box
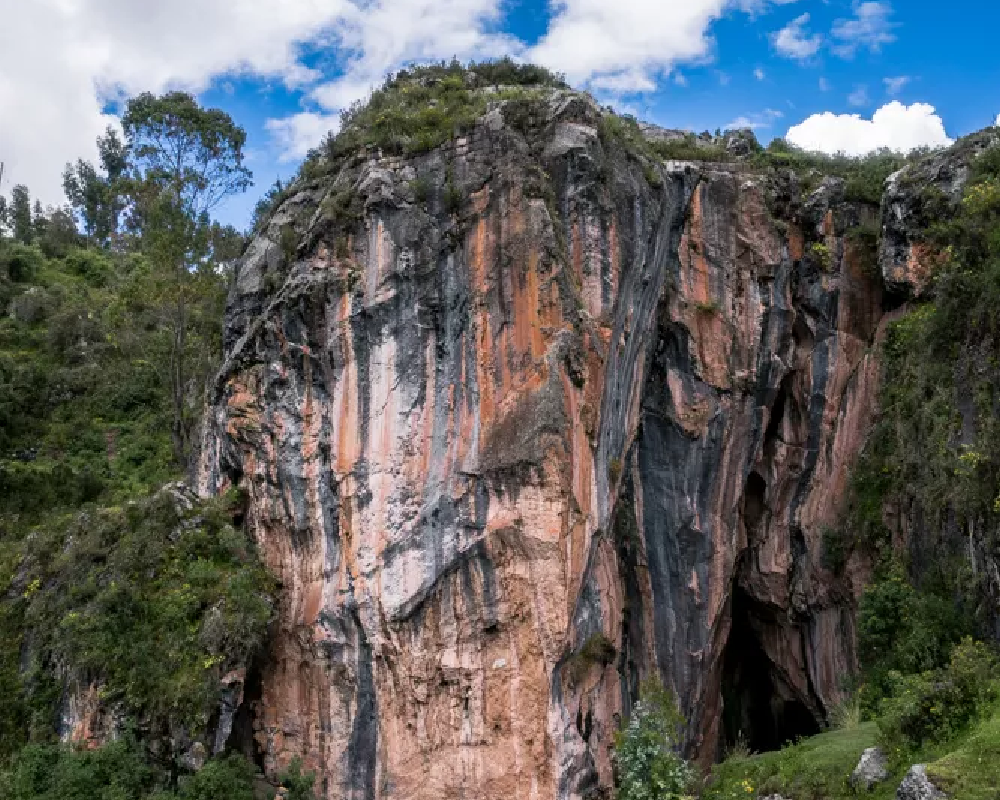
[831,2,897,58]
[848,86,869,106]
[754,67,766,81]
[771,13,823,60]
[819,77,831,91]
[266,113,343,163]
[786,101,952,156]
[307,0,519,114]
[0,0,521,204]
[883,75,910,95]
[727,108,783,130]
[0,0,814,199]
[528,0,800,93]
[0,0,366,205]
[995,113,1000,127]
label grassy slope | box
[703,705,1000,799]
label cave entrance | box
[720,588,820,755]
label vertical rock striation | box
[195,88,920,798]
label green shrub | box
[614,680,693,800]
[278,757,318,800]
[808,241,833,271]
[877,639,998,755]
[649,134,730,163]
[0,740,260,800]
[856,565,970,713]
[62,248,114,287]
[409,177,431,205]
[11,489,274,736]
[176,753,256,800]
[443,179,464,214]
[326,62,491,159]
[0,243,46,283]
[3,738,157,800]
[751,140,908,201]
[566,632,617,684]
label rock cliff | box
[194,82,965,799]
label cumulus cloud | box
[771,13,823,60]
[831,2,897,58]
[0,0,365,205]
[754,67,766,81]
[266,113,343,163]
[786,101,952,156]
[0,0,810,201]
[307,0,519,114]
[0,0,519,204]
[528,0,800,93]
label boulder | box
[896,765,946,800]
[852,746,889,791]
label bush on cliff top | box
[325,58,565,159]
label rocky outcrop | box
[880,129,998,298]
[194,86,964,798]
[852,746,889,792]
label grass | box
[702,723,887,800]
[703,703,1000,800]
[927,701,1000,800]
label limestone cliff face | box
[195,91,916,798]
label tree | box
[11,185,32,244]
[31,200,47,242]
[63,126,128,244]
[120,91,251,466]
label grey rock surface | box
[896,765,946,800]
[852,746,889,791]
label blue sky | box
[3,1,999,231]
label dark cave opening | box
[227,660,267,773]
[720,589,821,756]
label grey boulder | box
[897,765,946,800]
[852,746,889,791]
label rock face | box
[852,746,889,791]
[896,765,946,800]
[195,88,918,798]
[880,129,998,298]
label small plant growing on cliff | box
[566,632,617,685]
[809,241,833,272]
[614,680,693,800]
[443,176,464,214]
[409,176,432,205]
